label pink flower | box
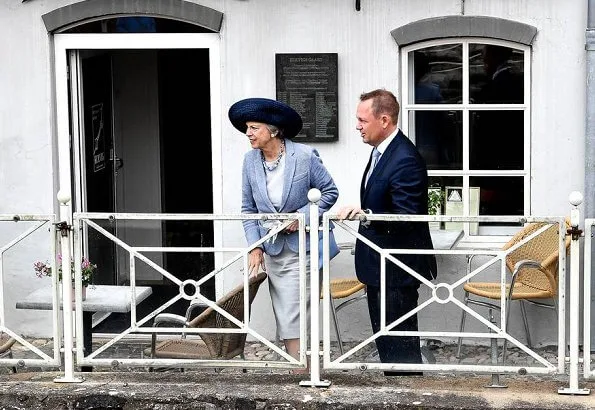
[34,256,96,286]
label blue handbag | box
[318,229,340,270]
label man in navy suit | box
[339,89,436,376]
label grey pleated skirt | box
[264,244,311,340]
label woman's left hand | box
[248,248,266,277]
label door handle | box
[114,156,124,171]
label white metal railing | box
[70,211,309,373]
[320,213,566,378]
[0,214,61,370]
[559,192,589,394]
[1,191,592,395]
[584,219,595,381]
[581,212,595,395]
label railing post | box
[585,218,594,379]
[300,189,331,387]
[53,191,83,383]
[559,191,589,395]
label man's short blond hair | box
[359,89,400,125]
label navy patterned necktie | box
[365,148,381,186]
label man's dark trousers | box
[366,284,422,376]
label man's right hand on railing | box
[337,205,366,221]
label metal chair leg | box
[329,295,344,355]
[519,300,532,348]
[457,255,475,360]
[502,296,516,364]
[456,291,470,359]
[9,351,16,374]
[487,308,507,388]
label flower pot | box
[429,207,442,230]
[79,286,87,301]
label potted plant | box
[428,187,443,230]
[34,255,96,300]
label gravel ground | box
[1,336,567,376]
[3,337,594,410]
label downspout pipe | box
[586,0,595,350]
[586,0,595,219]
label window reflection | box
[470,110,524,170]
[410,110,462,170]
[470,176,524,218]
[63,17,212,33]
[469,44,524,104]
[115,17,157,33]
[412,45,462,104]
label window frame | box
[400,38,531,243]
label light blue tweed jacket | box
[241,139,338,256]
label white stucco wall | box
[0,1,64,337]
[0,0,588,346]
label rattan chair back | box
[187,271,267,359]
[502,219,570,296]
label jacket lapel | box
[361,130,403,203]
[279,139,297,211]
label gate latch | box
[54,221,72,237]
[567,226,583,241]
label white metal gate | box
[0,214,61,371]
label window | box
[401,39,530,239]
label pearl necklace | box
[261,140,285,172]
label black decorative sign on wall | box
[276,53,338,142]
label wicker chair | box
[145,272,267,364]
[325,278,366,355]
[0,332,17,373]
[457,219,571,360]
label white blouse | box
[264,154,286,210]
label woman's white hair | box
[266,124,284,138]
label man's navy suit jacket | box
[355,130,437,288]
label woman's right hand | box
[248,248,266,278]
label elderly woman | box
[229,97,338,364]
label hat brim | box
[228,98,303,139]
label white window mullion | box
[524,47,532,215]
[463,174,471,235]
[524,99,531,216]
[462,42,471,233]
[401,50,410,133]
[462,46,470,179]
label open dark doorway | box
[155,47,216,317]
[75,47,215,333]
[81,53,118,286]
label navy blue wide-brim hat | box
[228,98,303,139]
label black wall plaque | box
[276,53,338,142]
